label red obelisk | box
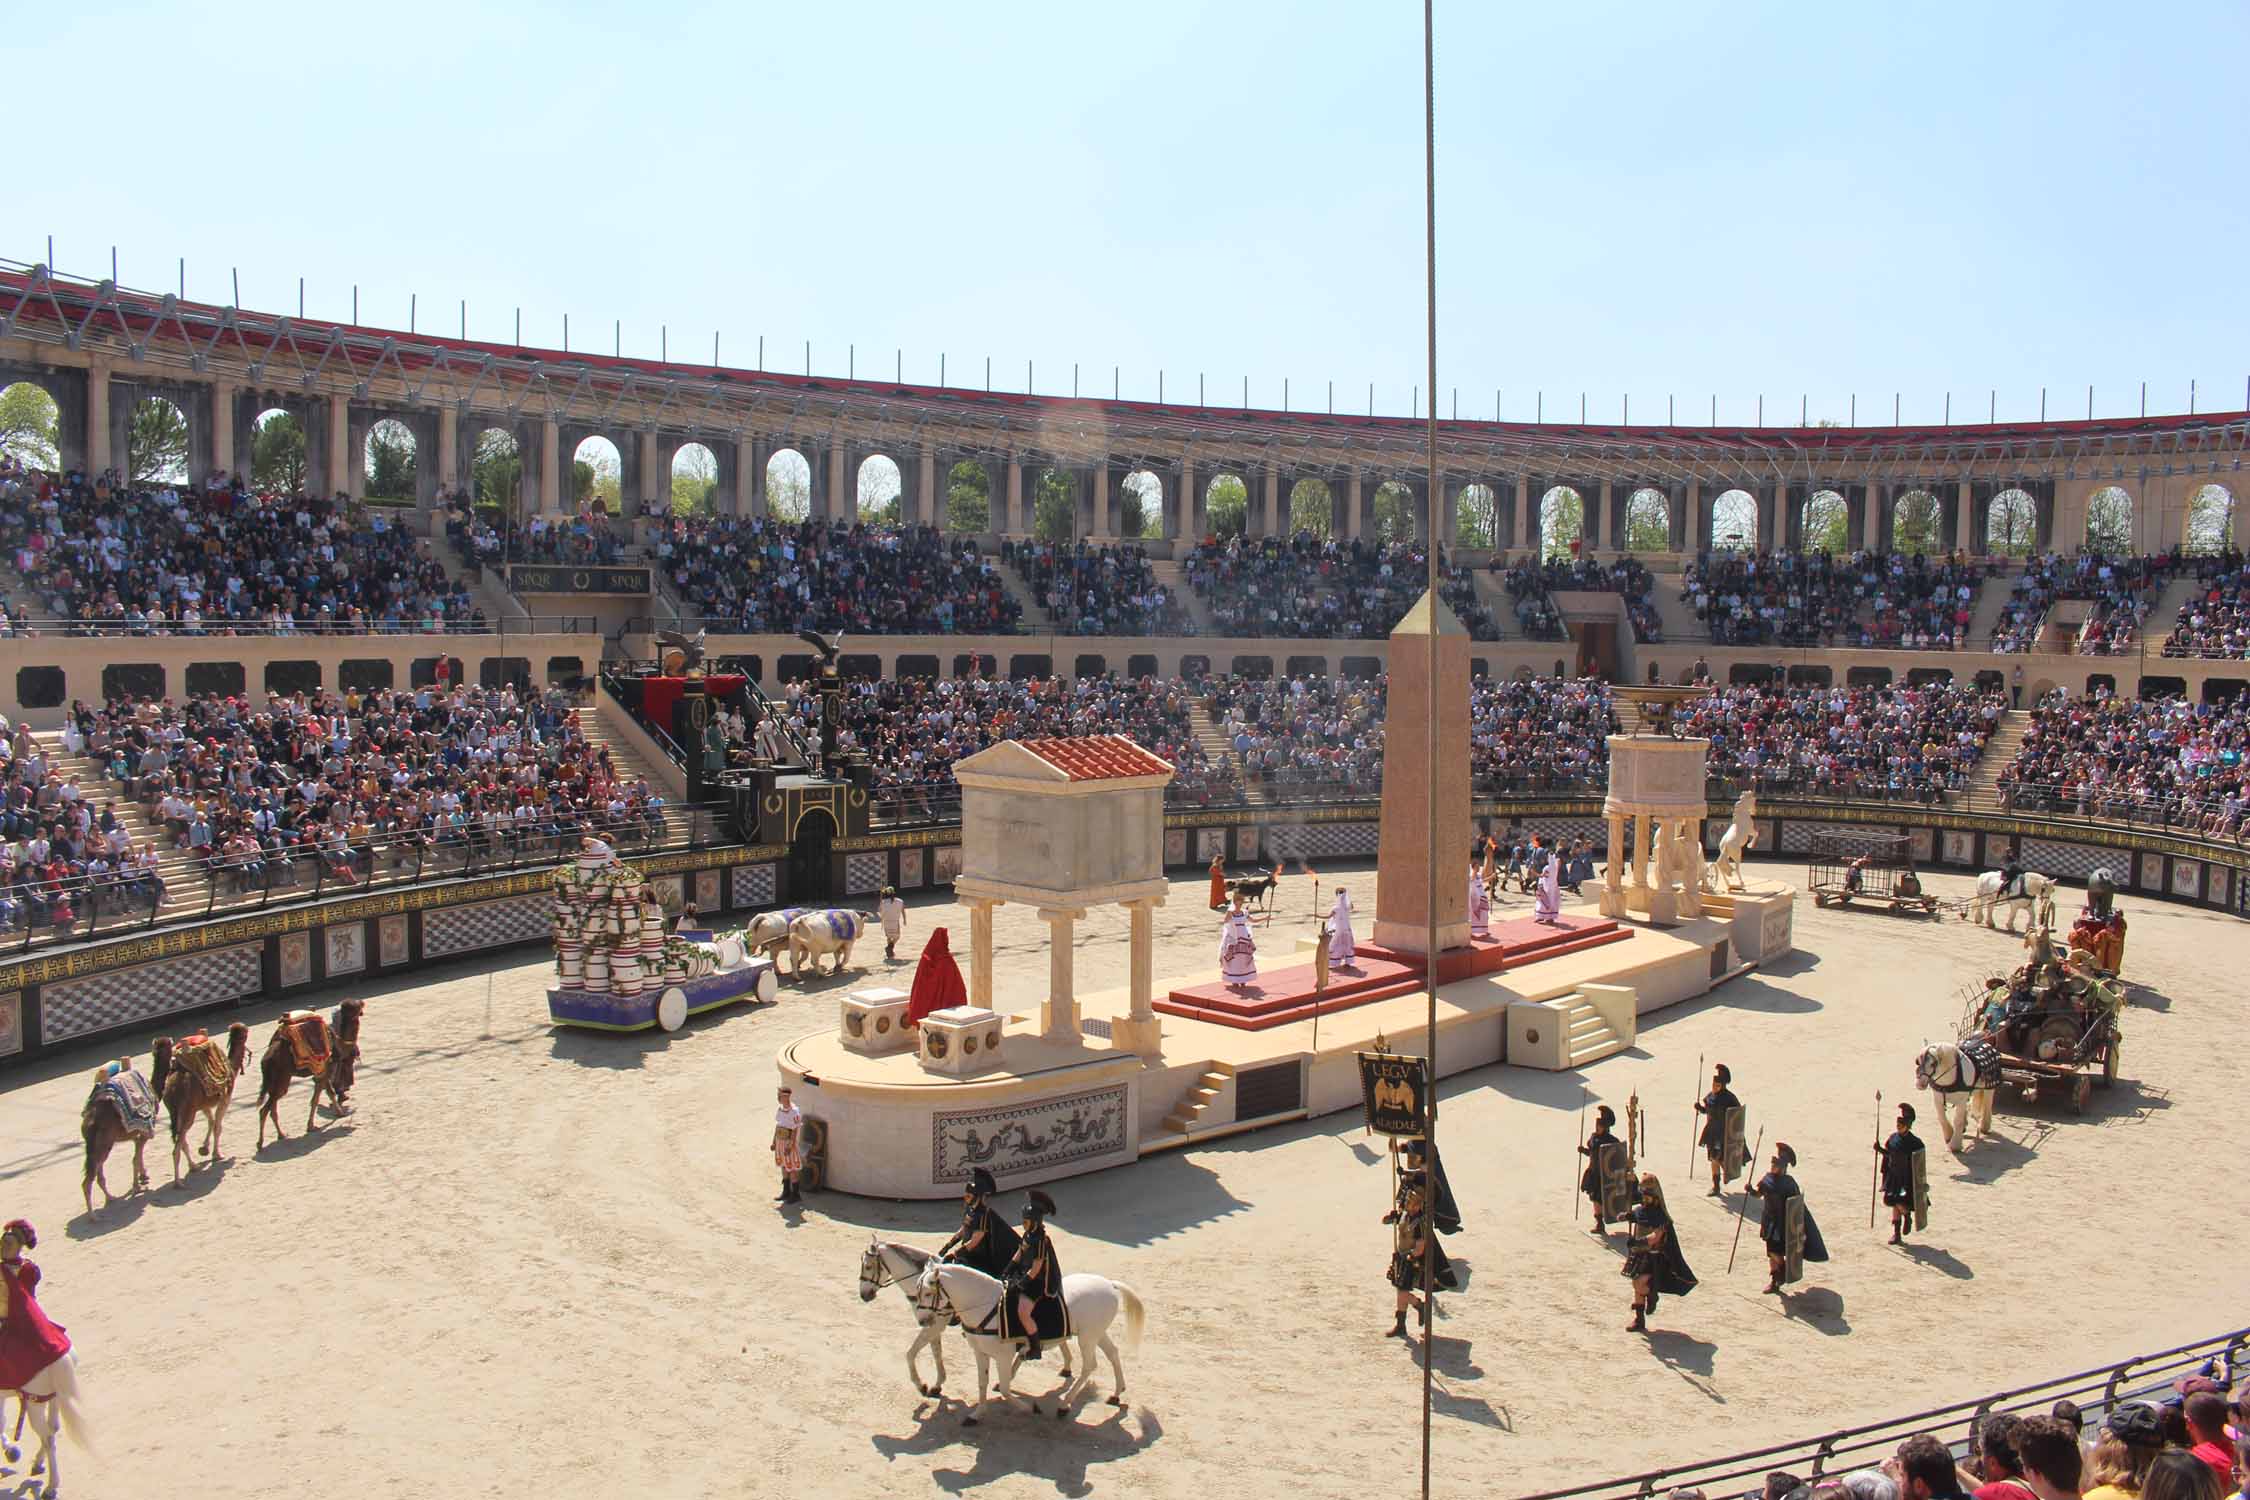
[1372,589,1471,955]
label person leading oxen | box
[937,1167,1020,1280]
[1753,1143,1829,1295]
[1875,1101,1928,1245]
[1003,1190,1066,1362]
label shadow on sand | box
[872,1400,1161,1496]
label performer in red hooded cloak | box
[904,927,968,1027]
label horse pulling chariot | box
[1921,931,2123,1137]
[1807,829,1938,916]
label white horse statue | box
[1962,870,2057,933]
[1914,1040,1998,1153]
[1705,790,1757,893]
[788,909,880,977]
[913,1260,1145,1425]
[3,1350,91,1497]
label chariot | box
[1807,829,1939,916]
[1964,954,2123,1114]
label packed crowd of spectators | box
[2002,688,2250,832]
[2163,553,2250,659]
[1,719,167,934]
[1680,681,2003,802]
[657,516,1022,635]
[1181,536,1501,640]
[1499,556,1658,640]
[1993,551,2178,655]
[446,494,630,570]
[1002,540,1191,635]
[2,463,482,635]
[1855,554,1986,650]
[1682,551,1865,646]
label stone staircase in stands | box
[1157,1061,1237,1135]
[1186,697,1269,804]
[2142,574,2201,650]
[994,562,1060,634]
[1962,709,2029,807]
[579,702,683,798]
[40,739,216,920]
[1966,569,2024,647]
[1149,559,1220,634]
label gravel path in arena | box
[0,859,2238,1497]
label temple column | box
[1005,457,1024,535]
[1600,813,1628,917]
[1956,479,1975,554]
[1037,907,1084,1039]
[965,898,998,1009]
[1110,896,1165,1055]
[437,403,459,491]
[85,358,112,474]
[1633,812,1655,892]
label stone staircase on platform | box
[1558,993,1628,1068]
[1158,1062,1238,1135]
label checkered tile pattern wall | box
[2021,839,2111,883]
[732,864,778,908]
[422,895,551,959]
[844,852,887,896]
[1262,823,1379,862]
[41,942,264,1045]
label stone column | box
[1860,482,1882,553]
[1372,590,1472,954]
[1263,463,1281,536]
[1600,814,1628,917]
[1110,896,1165,1055]
[437,404,459,491]
[1633,812,1655,893]
[1346,469,1363,538]
[1179,456,1197,538]
[210,381,237,478]
[1092,462,1111,538]
[828,438,848,522]
[966,898,997,1009]
[85,359,111,474]
[918,448,937,529]
[327,397,351,496]
[1684,480,1702,553]
[1956,479,1975,554]
[1005,458,1024,535]
[1037,907,1084,1039]
[540,419,562,514]
[638,430,661,512]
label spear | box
[1869,1089,1883,1228]
[1573,1084,1587,1221]
[1726,1125,1765,1274]
[1686,1051,1704,1176]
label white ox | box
[788,909,880,977]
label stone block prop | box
[917,1006,1006,1077]
[1373,591,1471,955]
[1722,888,1796,965]
[838,986,913,1056]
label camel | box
[256,998,365,1148]
[159,1022,251,1183]
[80,1051,163,1215]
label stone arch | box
[1801,490,1849,553]
[1987,487,2037,558]
[1205,470,1250,537]
[671,442,720,515]
[1709,489,1757,550]
[470,426,524,513]
[766,447,812,523]
[127,393,190,484]
[250,406,310,493]
[856,453,902,524]
[0,379,61,469]
[1031,466,1077,541]
[363,417,419,503]
[571,434,623,510]
[1538,485,1584,560]
[1892,489,1943,555]
[1369,481,1417,542]
[1623,487,1670,553]
[1455,483,1498,548]
[1121,468,1165,539]
[2184,483,2234,555]
[1291,477,1337,539]
[2084,485,2133,553]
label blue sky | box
[14,0,2248,424]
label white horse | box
[1962,870,2057,933]
[858,1239,1088,1398]
[1705,790,1757,892]
[3,1351,91,1498]
[1915,1040,1998,1153]
[914,1261,1144,1425]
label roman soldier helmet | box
[1594,1104,1616,1130]
[1713,1063,1732,1086]
[966,1167,997,1200]
[1898,1102,1916,1126]
[1776,1142,1798,1171]
[1023,1189,1057,1222]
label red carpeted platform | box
[1156,914,1632,1031]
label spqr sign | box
[1357,1052,1429,1138]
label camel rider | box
[1003,1190,1064,1361]
[937,1167,1020,1279]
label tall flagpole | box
[1419,1,1441,1494]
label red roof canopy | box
[1016,735,1174,781]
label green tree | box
[1205,474,1248,537]
[1290,478,1335,538]
[1891,489,1943,556]
[573,443,621,510]
[1453,483,1495,548]
[1370,481,1417,542]
[128,397,189,484]
[671,445,718,515]
[472,428,523,511]
[1539,487,1584,561]
[2184,484,2232,555]
[252,410,307,492]
[1119,471,1163,539]
[365,418,418,503]
[856,456,902,526]
[945,460,991,532]
[1986,490,2036,557]
[2083,486,2133,553]
[1802,492,1849,553]
[766,453,811,522]
[0,382,59,469]
[1623,489,1672,552]
[1033,468,1075,540]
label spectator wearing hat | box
[2086,1402,2169,1500]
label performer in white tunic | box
[1220,899,1259,988]
[1328,888,1357,968]
[1533,844,1563,925]
[1467,862,1492,939]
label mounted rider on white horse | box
[1962,858,2056,933]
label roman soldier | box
[937,1167,1020,1279]
[1623,1173,1697,1333]
[1385,1174,1441,1339]
[1382,1162,1458,1298]
[1753,1142,1829,1294]
[1694,1063,1744,1196]
[1875,1101,1927,1245]
[1003,1190,1065,1361]
[1579,1104,1626,1235]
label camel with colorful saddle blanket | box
[257,998,365,1148]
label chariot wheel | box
[753,966,779,1004]
[2098,1041,2118,1088]
[2070,1073,2091,1114]
[655,986,689,1033]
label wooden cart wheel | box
[2098,1041,2118,1088]
[655,986,689,1033]
[2071,1073,2091,1114]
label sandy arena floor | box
[0,857,2243,1497]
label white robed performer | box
[1533,845,1563,925]
[1467,863,1492,938]
[1328,888,1357,968]
[1220,900,1259,988]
